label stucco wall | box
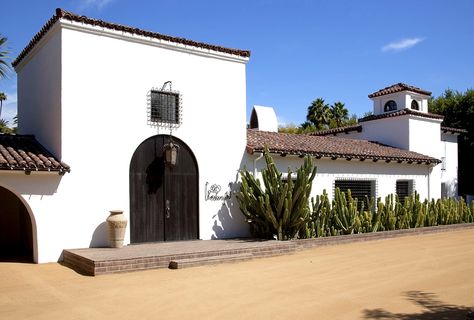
[14,21,249,262]
[246,153,432,203]
[16,24,62,158]
[441,133,459,197]
[407,117,442,199]
[356,116,410,150]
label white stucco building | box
[0,9,464,263]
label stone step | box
[169,252,254,269]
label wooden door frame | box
[129,134,199,243]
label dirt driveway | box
[1,229,473,319]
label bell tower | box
[368,83,431,115]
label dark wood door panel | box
[130,135,199,243]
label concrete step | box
[169,252,254,269]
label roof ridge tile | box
[13,8,250,67]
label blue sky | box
[1,0,473,126]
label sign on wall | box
[205,182,232,201]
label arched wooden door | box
[0,186,34,262]
[130,135,199,243]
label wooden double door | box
[130,135,199,243]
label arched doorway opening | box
[0,185,36,262]
[130,135,199,243]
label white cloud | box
[79,0,115,11]
[381,37,424,53]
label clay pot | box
[106,210,127,248]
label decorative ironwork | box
[148,81,183,166]
[147,83,182,128]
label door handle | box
[165,199,170,219]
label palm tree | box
[307,98,331,130]
[0,92,6,119]
[0,118,12,134]
[0,35,10,79]
[330,101,349,128]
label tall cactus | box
[332,188,361,235]
[237,147,317,240]
[311,190,333,237]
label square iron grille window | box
[396,180,413,203]
[334,180,375,211]
[150,90,180,125]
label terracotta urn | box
[106,210,127,248]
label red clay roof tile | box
[0,134,70,173]
[368,83,431,98]
[310,124,362,136]
[247,129,440,164]
[359,108,443,122]
[13,8,250,67]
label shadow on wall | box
[363,291,472,319]
[1,173,63,196]
[211,162,250,239]
[212,194,249,239]
[89,222,108,248]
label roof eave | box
[247,147,439,165]
[13,8,251,68]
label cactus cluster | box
[237,147,317,240]
[238,151,474,240]
[310,189,474,237]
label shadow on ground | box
[363,291,472,319]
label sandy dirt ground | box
[1,229,473,320]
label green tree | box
[329,101,349,128]
[0,92,6,119]
[429,88,474,196]
[0,118,13,134]
[306,98,331,130]
[0,35,11,79]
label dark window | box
[334,180,374,210]
[411,100,419,110]
[150,90,180,124]
[441,183,447,198]
[384,100,397,112]
[396,180,413,203]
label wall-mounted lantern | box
[163,140,179,166]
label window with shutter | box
[396,180,413,203]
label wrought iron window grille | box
[147,87,182,128]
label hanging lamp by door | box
[161,81,179,167]
[147,81,182,165]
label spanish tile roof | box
[441,126,468,134]
[0,134,70,173]
[310,124,362,136]
[13,8,251,67]
[359,108,444,122]
[247,129,440,164]
[368,83,432,98]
